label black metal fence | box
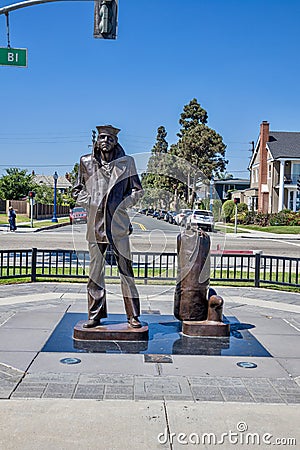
[0,248,299,288]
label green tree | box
[0,168,34,200]
[66,163,79,185]
[142,126,174,208]
[178,97,208,136]
[215,171,233,180]
[32,183,64,206]
[173,98,227,179]
[151,126,168,154]
[61,163,79,208]
[222,200,235,221]
[171,99,227,208]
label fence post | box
[31,247,37,282]
[144,254,148,285]
[254,250,262,288]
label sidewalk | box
[216,222,300,240]
[0,282,299,448]
[0,220,69,233]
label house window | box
[289,191,294,210]
[293,163,300,184]
[252,169,258,183]
[296,191,300,212]
[268,165,271,179]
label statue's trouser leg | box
[87,242,108,321]
[112,238,140,319]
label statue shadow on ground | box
[41,312,271,357]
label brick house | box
[247,121,300,213]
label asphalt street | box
[0,213,300,256]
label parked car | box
[138,208,147,214]
[165,211,177,224]
[152,210,159,218]
[146,208,154,216]
[175,209,192,225]
[157,210,168,220]
[185,209,215,232]
[69,207,88,224]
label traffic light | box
[297,177,300,192]
[28,191,35,198]
[94,0,118,39]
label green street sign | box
[0,47,27,67]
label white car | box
[186,209,215,232]
[174,209,192,225]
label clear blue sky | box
[1,0,300,179]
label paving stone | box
[73,384,105,399]
[191,386,224,399]
[134,376,192,400]
[134,394,165,400]
[188,377,219,386]
[250,395,285,403]
[192,386,224,402]
[220,386,255,402]
[12,384,46,398]
[144,380,181,394]
[25,372,79,384]
[215,377,245,387]
[104,385,134,399]
[279,395,300,404]
[42,383,76,398]
[14,382,46,392]
[0,384,16,399]
[248,387,281,397]
[162,395,194,401]
[79,374,134,385]
[241,377,271,386]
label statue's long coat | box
[72,144,143,246]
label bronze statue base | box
[73,320,148,341]
[182,320,230,337]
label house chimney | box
[258,121,269,212]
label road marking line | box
[283,318,300,333]
[132,221,147,231]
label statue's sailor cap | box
[96,125,121,137]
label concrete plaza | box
[0,282,299,449]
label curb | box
[240,235,300,241]
[33,222,70,232]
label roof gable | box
[268,131,300,159]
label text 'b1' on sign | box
[0,47,27,67]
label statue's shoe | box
[83,319,101,328]
[127,317,142,328]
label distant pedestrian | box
[8,206,17,231]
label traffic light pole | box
[1,0,118,40]
[0,0,84,16]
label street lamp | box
[52,171,58,223]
